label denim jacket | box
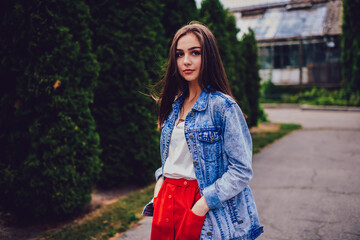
[143,88,263,240]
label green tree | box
[200,0,259,125]
[239,29,261,127]
[88,0,166,188]
[341,0,360,99]
[161,0,198,47]
[200,0,232,72]
[225,13,251,120]
[0,0,101,219]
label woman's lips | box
[183,69,194,74]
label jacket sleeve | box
[154,167,163,181]
[203,102,253,210]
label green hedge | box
[342,0,360,97]
[199,0,261,127]
[0,0,101,219]
[0,0,263,220]
[161,0,198,47]
[89,0,165,188]
[239,29,262,126]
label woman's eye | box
[192,50,201,56]
[176,52,184,58]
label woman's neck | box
[179,82,201,121]
[187,82,202,102]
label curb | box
[300,104,360,112]
[262,103,360,112]
[261,103,300,109]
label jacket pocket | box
[198,130,220,143]
[197,130,221,165]
[226,197,243,225]
[226,194,252,235]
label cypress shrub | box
[88,0,165,188]
[161,0,198,46]
[0,0,101,219]
[341,0,360,98]
[200,0,233,74]
[225,13,251,120]
[200,0,253,123]
[239,29,261,127]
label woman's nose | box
[184,54,191,65]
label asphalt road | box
[115,107,360,240]
[253,108,360,240]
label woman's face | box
[176,33,202,85]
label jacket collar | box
[192,88,210,111]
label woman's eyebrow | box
[176,46,201,51]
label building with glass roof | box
[223,0,342,86]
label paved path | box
[115,108,360,240]
[254,108,360,240]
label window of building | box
[273,44,299,69]
[259,46,272,69]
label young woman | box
[143,22,263,240]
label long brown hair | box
[152,22,234,128]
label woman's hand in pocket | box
[154,177,164,198]
[191,196,210,216]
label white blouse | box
[163,118,196,180]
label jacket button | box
[207,231,212,236]
[193,161,198,165]
[189,134,194,139]
[190,112,195,117]
[184,181,188,186]
[238,220,243,224]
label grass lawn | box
[36,122,301,240]
[37,185,154,240]
[252,123,301,154]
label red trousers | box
[151,178,206,240]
